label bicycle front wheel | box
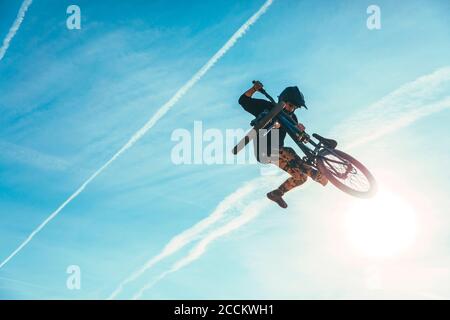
[317,149,377,198]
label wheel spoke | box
[321,153,370,193]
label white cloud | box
[0,0,274,270]
[129,66,450,299]
[0,0,33,61]
[108,178,265,299]
[0,140,70,171]
[132,199,269,299]
[331,66,450,149]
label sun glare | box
[344,189,418,258]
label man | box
[238,81,328,209]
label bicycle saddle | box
[312,133,338,149]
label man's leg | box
[267,147,308,208]
[279,147,328,187]
[276,147,309,193]
[267,147,327,208]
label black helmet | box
[278,86,307,109]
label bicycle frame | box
[277,111,318,158]
[247,84,377,198]
[256,87,350,169]
[274,110,352,174]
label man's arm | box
[292,113,305,132]
[238,81,271,117]
[238,81,263,106]
[244,80,263,97]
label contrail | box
[0,0,274,270]
[132,200,268,300]
[128,67,450,299]
[107,178,265,299]
[331,66,450,149]
[0,0,33,61]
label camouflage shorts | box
[271,147,320,194]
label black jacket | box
[238,94,298,161]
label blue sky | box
[0,0,449,299]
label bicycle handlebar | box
[252,80,276,104]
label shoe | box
[267,189,288,209]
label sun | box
[343,189,418,258]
